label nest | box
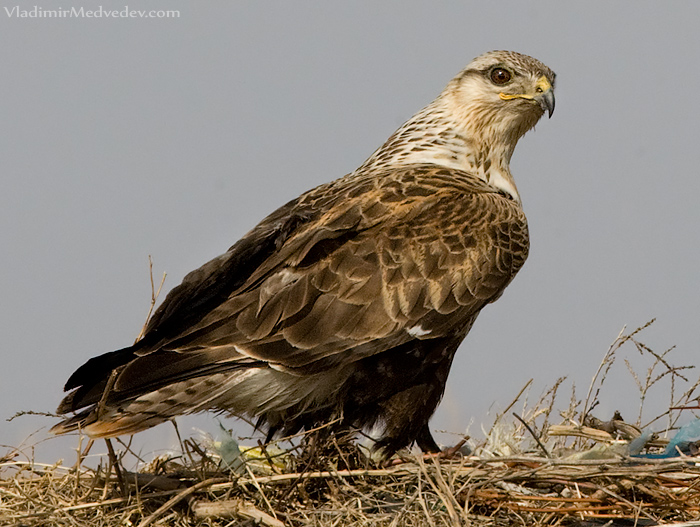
[4,320,700,527]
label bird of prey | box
[52,50,555,456]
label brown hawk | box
[52,50,555,456]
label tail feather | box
[51,366,344,439]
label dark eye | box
[490,68,511,85]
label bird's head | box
[445,50,556,149]
[356,50,555,202]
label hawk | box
[52,50,556,456]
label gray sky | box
[3,1,700,461]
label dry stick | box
[257,439,283,475]
[488,378,533,437]
[629,340,689,425]
[473,492,606,503]
[136,255,167,342]
[512,412,551,458]
[183,438,217,481]
[77,462,103,506]
[244,464,278,521]
[653,522,700,527]
[388,488,420,527]
[6,410,61,422]
[276,425,345,503]
[453,460,481,517]
[77,438,94,468]
[205,457,691,494]
[115,436,148,467]
[430,456,470,526]
[92,367,126,498]
[583,320,658,424]
[418,456,462,526]
[72,433,84,501]
[90,258,167,500]
[208,466,418,490]
[500,504,623,514]
[11,488,195,520]
[571,481,586,523]
[582,325,627,421]
[449,457,474,525]
[533,376,566,439]
[592,482,659,523]
[446,444,471,490]
[104,439,127,498]
[264,416,343,448]
[10,478,53,515]
[659,472,700,495]
[191,499,284,526]
[135,476,228,527]
[95,370,119,422]
[330,433,352,471]
[416,464,437,527]
[169,419,186,458]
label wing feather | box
[59,164,529,415]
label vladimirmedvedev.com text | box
[4,6,180,18]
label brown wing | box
[57,164,528,418]
[126,165,526,371]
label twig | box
[95,370,120,423]
[104,439,127,498]
[136,477,228,527]
[488,379,533,436]
[208,466,418,490]
[191,498,285,526]
[136,255,166,342]
[582,324,628,421]
[257,439,283,475]
[513,412,550,458]
[244,464,278,520]
[592,482,659,522]
[6,410,60,422]
[430,456,470,525]
[416,462,437,527]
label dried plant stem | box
[488,378,533,436]
[136,255,166,342]
[136,477,228,527]
[6,320,700,526]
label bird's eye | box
[490,68,511,85]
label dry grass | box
[5,321,700,527]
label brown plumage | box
[52,50,556,456]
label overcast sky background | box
[3,1,700,463]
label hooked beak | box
[537,88,555,118]
[535,76,555,118]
